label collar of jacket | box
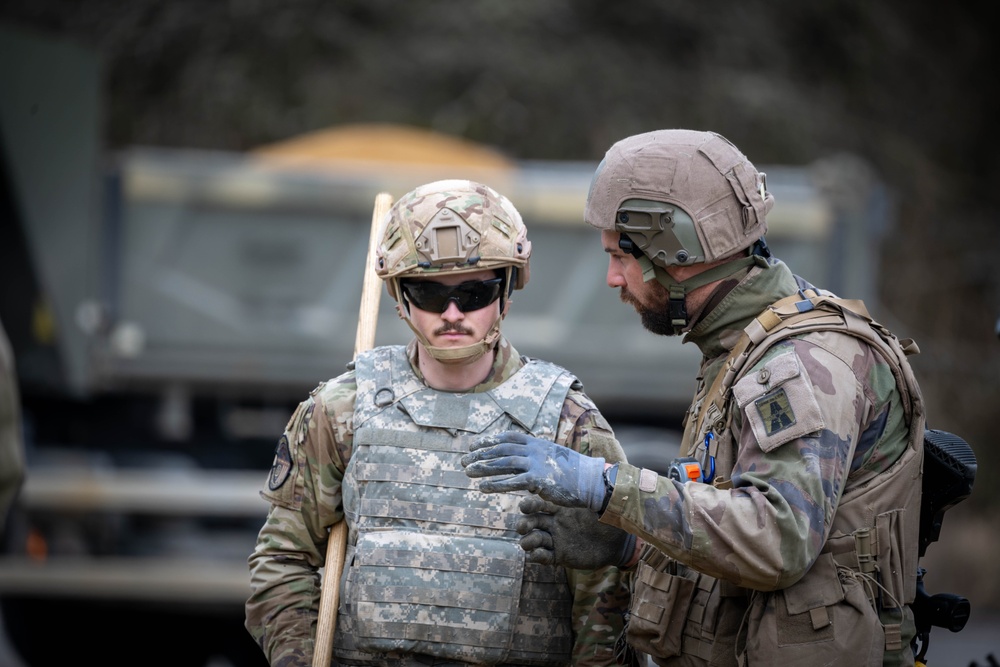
[684,258,801,360]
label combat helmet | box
[585,129,774,333]
[376,179,531,363]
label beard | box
[619,286,683,337]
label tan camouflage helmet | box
[376,179,531,302]
[585,129,774,268]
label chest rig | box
[334,346,577,666]
[673,289,925,660]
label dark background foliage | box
[3,0,999,607]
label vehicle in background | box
[0,23,892,667]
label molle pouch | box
[626,548,697,659]
[744,553,884,666]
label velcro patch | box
[268,434,292,490]
[755,388,797,436]
[639,468,658,492]
[734,349,825,452]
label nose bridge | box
[441,297,465,318]
[606,255,625,288]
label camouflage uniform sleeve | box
[557,382,630,666]
[602,334,893,591]
[246,372,357,667]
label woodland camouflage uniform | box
[600,259,921,666]
[584,130,923,666]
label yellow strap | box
[756,308,782,331]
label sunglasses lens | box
[401,278,504,313]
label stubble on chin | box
[619,288,642,312]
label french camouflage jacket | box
[600,259,923,667]
[247,336,630,667]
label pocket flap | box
[782,553,845,615]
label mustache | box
[434,323,474,336]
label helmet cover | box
[585,129,774,267]
[377,179,531,301]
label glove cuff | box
[581,456,608,513]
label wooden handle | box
[353,193,393,357]
[312,191,393,667]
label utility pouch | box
[743,553,884,666]
[626,549,697,659]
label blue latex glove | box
[461,431,607,512]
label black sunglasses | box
[399,277,505,313]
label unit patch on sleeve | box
[755,388,797,436]
[268,434,293,490]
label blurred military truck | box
[0,23,893,667]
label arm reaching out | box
[461,431,607,512]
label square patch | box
[755,388,797,436]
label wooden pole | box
[312,191,393,667]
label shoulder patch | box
[733,348,825,452]
[267,434,292,490]
[755,388,797,436]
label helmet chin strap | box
[422,321,502,365]
[636,254,757,334]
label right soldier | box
[463,129,926,666]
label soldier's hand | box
[461,431,607,511]
[516,496,636,569]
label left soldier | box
[246,180,631,667]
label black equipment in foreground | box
[912,428,978,663]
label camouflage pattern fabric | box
[376,180,531,288]
[599,259,920,667]
[247,336,630,667]
[333,346,577,664]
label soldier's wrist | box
[615,532,637,569]
[620,537,643,570]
